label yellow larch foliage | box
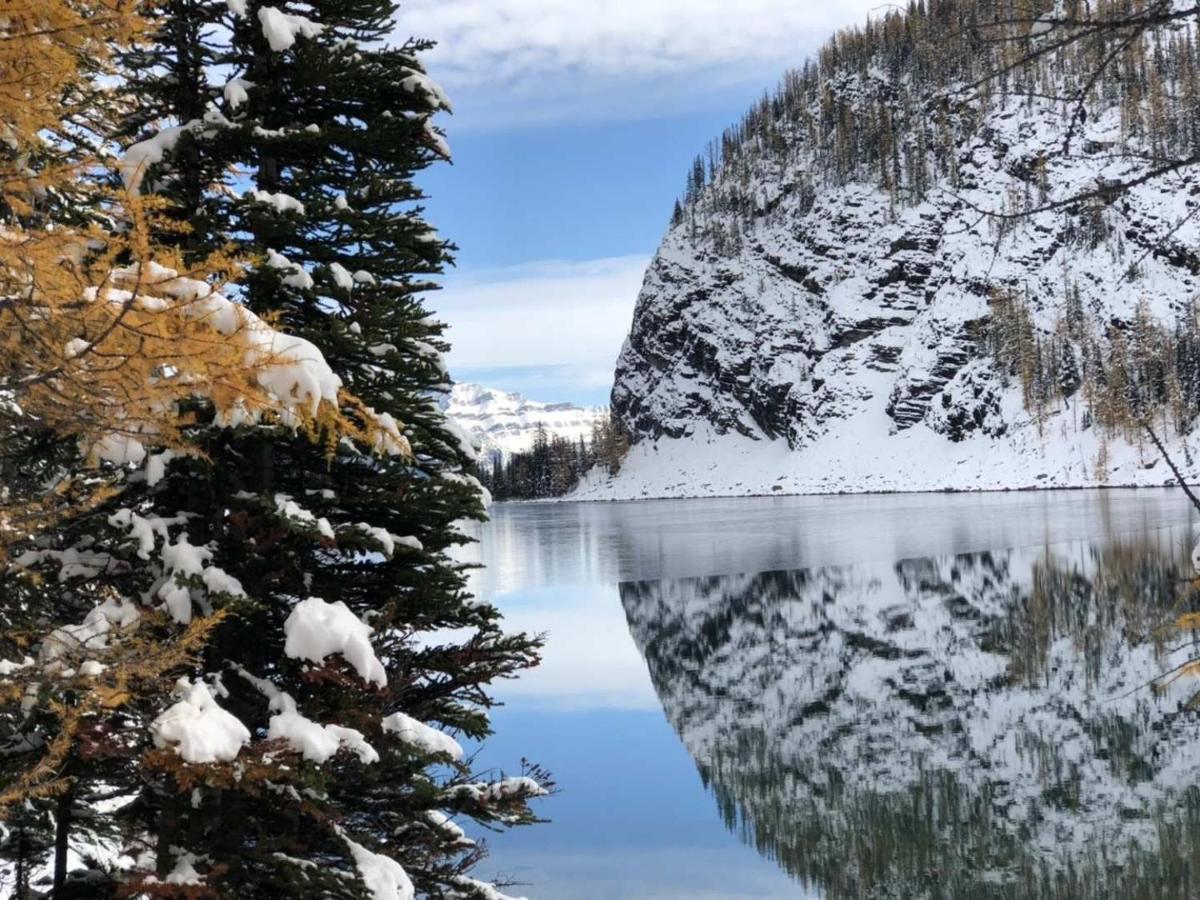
[0,1,408,552]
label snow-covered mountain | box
[443,383,605,463]
[578,2,1200,500]
[621,532,1200,899]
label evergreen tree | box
[6,1,547,895]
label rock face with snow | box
[443,383,606,463]
[621,532,1200,899]
[588,2,1200,499]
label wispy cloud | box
[396,0,885,126]
[435,255,649,402]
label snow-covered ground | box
[444,383,605,462]
[573,409,1200,500]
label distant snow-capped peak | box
[444,383,606,462]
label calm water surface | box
[462,490,1200,899]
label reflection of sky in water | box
[470,709,811,899]
[461,489,1200,898]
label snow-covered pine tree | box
[0,5,395,891]
[52,1,546,895]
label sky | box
[397,0,886,406]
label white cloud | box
[436,255,648,395]
[400,0,884,86]
[396,0,886,126]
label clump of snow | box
[0,657,33,676]
[276,494,335,539]
[41,598,140,662]
[447,777,548,804]
[13,546,122,583]
[91,432,147,467]
[108,508,181,560]
[120,123,196,193]
[258,6,323,52]
[364,409,409,457]
[353,523,395,558]
[158,533,211,623]
[426,810,472,846]
[329,262,354,292]
[151,678,250,764]
[144,851,205,886]
[262,688,378,764]
[223,77,254,110]
[63,338,90,360]
[202,564,246,600]
[339,831,414,900]
[248,189,305,216]
[265,248,315,290]
[399,69,452,112]
[447,876,527,900]
[422,119,451,160]
[381,712,462,761]
[283,597,386,687]
[144,450,179,487]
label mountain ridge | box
[443,382,606,463]
[582,0,1200,500]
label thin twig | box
[1143,421,1200,513]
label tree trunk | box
[52,782,72,896]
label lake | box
[461,490,1200,899]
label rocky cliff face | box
[620,534,1200,899]
[590,2,1200,499]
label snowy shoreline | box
[532,481,1194,506]
[563,417,1200,503]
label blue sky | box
[400,0,883,405]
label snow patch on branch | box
[399,69,452,112]
[120,123,195,193]
[108,508,185,560]
[265,248,315,290]
[269,693,379,764]
[329,262,354,292]
[445,776,548,804]
[448,876,528,900]
[284,597,387,687]
[151,678,250,764]
[0,657,33,676]
[258,6,324,53]
[338,830,414,900]
[276,494,335,539]
[423,119,451,160]
[41,598,140,663]
[352,523,395,558]
[223,77,254,110]
[381,712,462,761]
[144,851,205,886]
[248,189,305,216]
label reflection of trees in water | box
[621,535,1200,899]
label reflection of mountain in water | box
[621,533,1200,899]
